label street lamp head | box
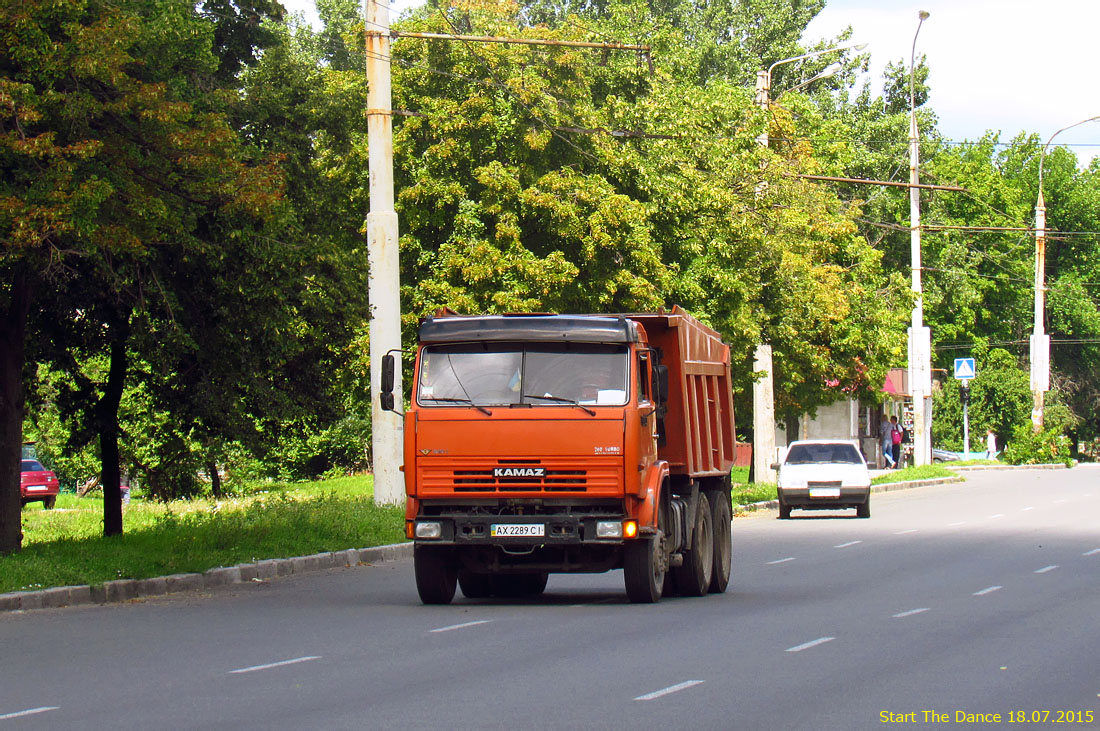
[919,10,930,20]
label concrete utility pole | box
[753,42,864,482]
[366,0,404,505]
[907,10,932,467]
[1032,115,1099,431]
[363,8,651,503]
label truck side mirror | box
[380,354,395,412]
[654,365,669,406]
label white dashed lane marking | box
[634,680,705,701]
[1034,565,1059,574]
[834,541,862,549]
[893,608,931,618]
[430,620,493,633]
[894,529,918,535]
[786,637,836,653]
[1084,549,1100,556]
[767,557,796,565]
[229,656,321,674]
[0,707,60,721]
[973,586,1002,596]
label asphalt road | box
[2,466,1098,729]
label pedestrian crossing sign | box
[954,357,976,380]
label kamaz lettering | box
[493,467,545,478]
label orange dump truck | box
[380,306,736,604]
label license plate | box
[490,523,545,537]
[809,487,841,499]
[25,485,46,492]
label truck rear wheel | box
[706,489,732,594]
[414,545,458,605]
[494,572,549,597]
[624,535,665,603]
[458,569,493,599]
[674,492,713,597]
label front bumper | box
[778,486,870,510]
[410,513,632,546]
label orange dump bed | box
[627,307,736,478]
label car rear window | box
[21,459,46,472]
[785,444,862,465]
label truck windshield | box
[418,343,630,407]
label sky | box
[282,0,1100,164]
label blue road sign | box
[954,358,976,380]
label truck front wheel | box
[624,535,665,603]
[415,545,458,605]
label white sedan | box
[772,440,871,519]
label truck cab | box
[381,308,735,604]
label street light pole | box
[1032,115,1100,431]
[752,42,865,483]
[907,10,932,467]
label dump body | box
[384,306,737,604]
[627,310,735,478]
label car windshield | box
[21,459,45,471]
[784,443,863,465]
[417,342,629,407]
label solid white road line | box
[834,541,862,549]
[893,608,931,618]
[1034,565,1059,574]
[1084,549,1100,556]
[634,680,705,701]
[767,557,797,565]
[973,586,1002,596]
[786,637,836,653]
[0,707,60,721]
[228,656,321,674]
[430,620,493,633]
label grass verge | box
[2,475,404,595]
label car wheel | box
[857,499,871,519]
[778,497,792,520]
[42,496,56,510]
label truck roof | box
[418,314,641,344]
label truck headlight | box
[415,521,443,539]
[596,521,623,539]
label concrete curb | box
[735,475,965,514]
[0,542,414,614]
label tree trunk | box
[207,459,222,499]
[98,313,130,537]
[0,270,32,554]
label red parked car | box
[20,459,60,509]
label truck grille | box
[419,459,622,496]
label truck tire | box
[494,572,549,597]
[624,535,664,603]
[674,492,713,597]
[706,489,732,594]
[414,545,458,605]
[458,569,493,599]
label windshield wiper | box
[523,394,596,416]
[422,396,491,416]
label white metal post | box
[366,0,404,505]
